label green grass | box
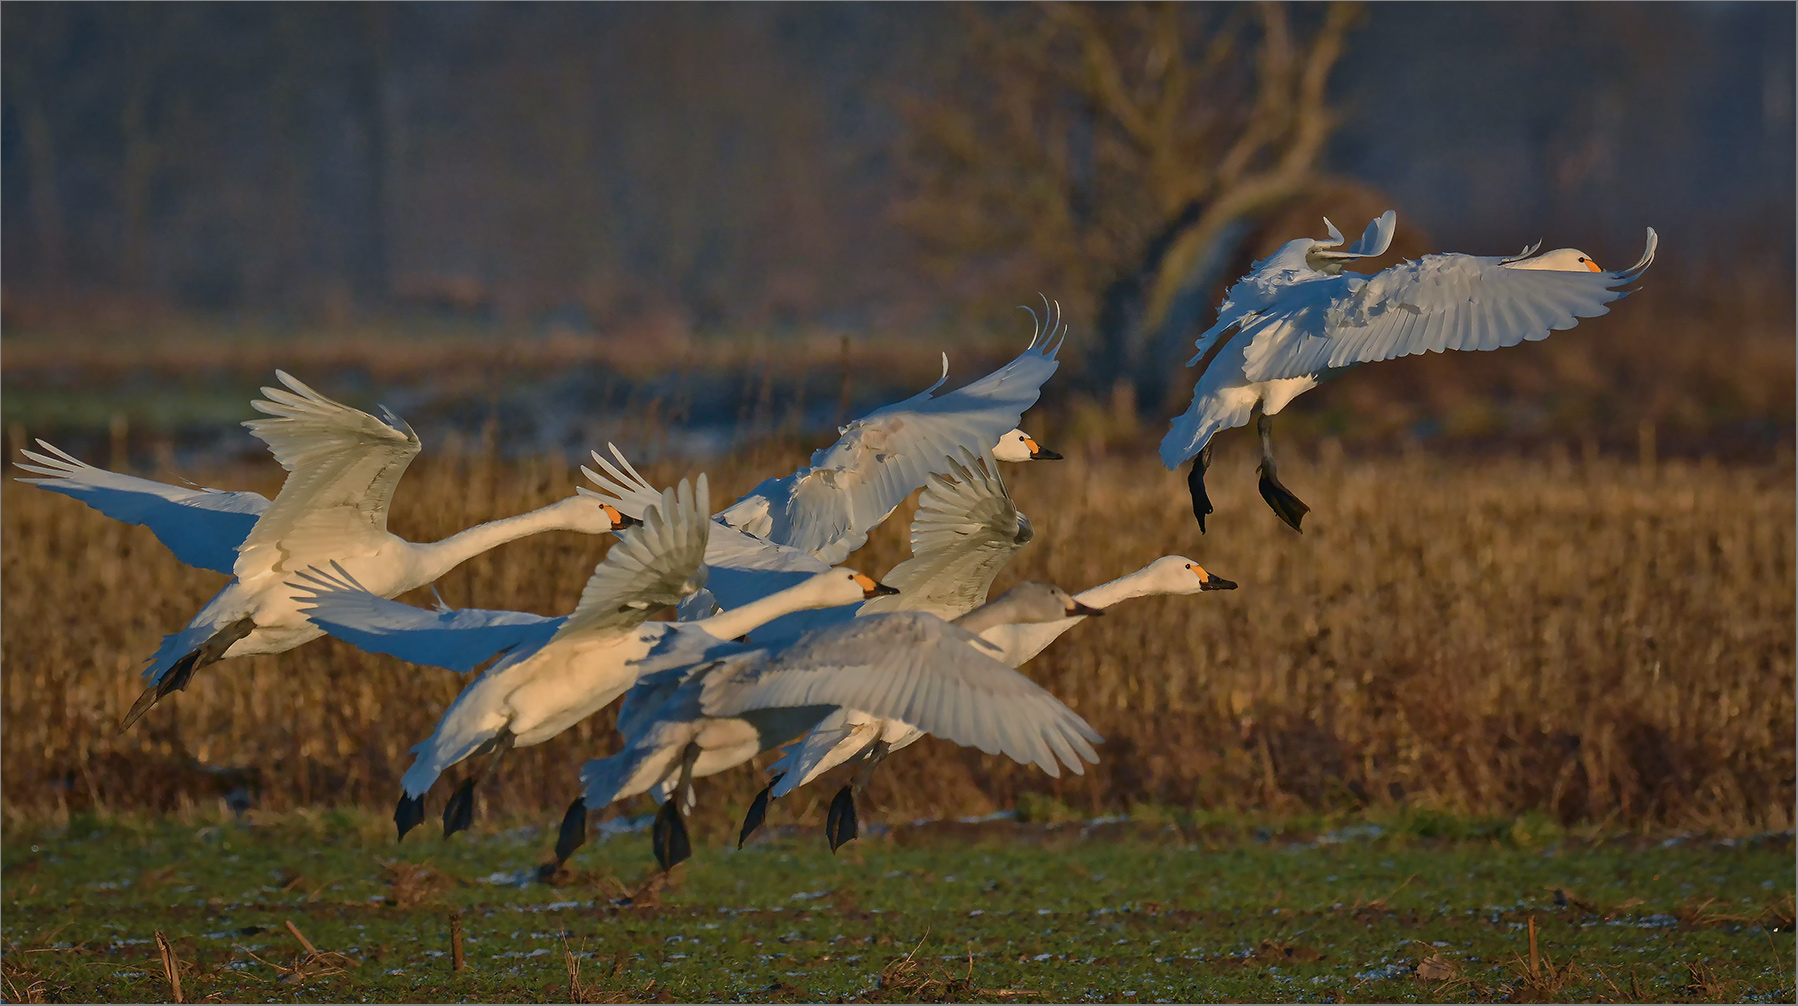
[3,811,1791,1003]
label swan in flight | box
[578,581,1103,870]
[598,304,1067,568]
[14,371,635,730]
[1161,212,1658,532]
[751,558,1234,850]
[291,475,896,839]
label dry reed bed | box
[2,443,1791,835]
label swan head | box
[559,494,643,533]
[1505,247,1602,273]
[992,428,1063,462]
[986,581,1105,622]
[808,567,900,606]
[1138,555,1238,595]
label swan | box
[1160,212,1658,532]
[596,303,1069,569]
[577,581,1103,869]
[290,475,896,839]
[13,371,635,729]
[752,558,1235,848]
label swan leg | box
[1255,414,1310,533]
[394,792,427,841]
[652,743,700,872]
[827,741,890,853]
[442,728,515,838]
[1186,446,1214,534]
[119,616,257,732]
[738,773,782,849]
[553,797,588,866]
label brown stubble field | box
[3,437,1791,840]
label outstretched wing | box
[1242,228,1658,382]
[698,612,1101,777]
[721,305,1066,564]
[554,475,711,640]
[236,371,422,577]
[290,562,561,673]
[857,449,1030,620]
[582,445,831,614]
[15,440,269,574]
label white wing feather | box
[15,440,269,575]
[235,371,422,577]
[716,308,1065,564]
[857,449,1031,620]
[555,475,712,640]
[697,612,1101,777]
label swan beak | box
[603,504,642,529]
[854,573,901,599]
[1068,601,1105,617]
[1200,571,1237,591]
[1585,259,1603,273]
[1025,438,1064,461]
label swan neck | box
[410,502,581,586]
[691,584,828,641]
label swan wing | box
[289,561,560,673]
[584,444,832,613]
[555,475,711,640]
[857,449,1030,620]
[697,612,1101,776]
[235,371,422,577]
[730,309,1065,564]
[15,440,269,574]
[1242,228,1658,383]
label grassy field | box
[2,810,1792,1004]
[2,443,1793,835]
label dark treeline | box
[2,2,1791,343]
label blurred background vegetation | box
[2,2,1791,466]
[1,3,1792,830]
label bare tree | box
[894,1,1362,407]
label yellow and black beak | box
[1025,437,1064,461]
[1067,600,1105,617]
[1197,567,1237,591]
[853,573,901,599]
[604,504,643,529]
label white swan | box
[1161,212,1658,532]
[291,475,896,839]
[14,371,634,729]
[600,305,1068,568]
[578,582,1104,868]
[758,557,1233,846]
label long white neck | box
[404,499,589,589]
[689,582,845,642]
[975,566,1163,668]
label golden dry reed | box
[2,440,1791,835]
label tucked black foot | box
[554,797,588,865]
[442,777,477,837]
[1187,446,1213,534]
[652,798,691,872]
[394,792,426,841]
[1257,467,1310,533]
[739,783,773,849]
[825,785,859,852]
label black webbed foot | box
[394,792,426,841]
[1187,446,1214,533]
[652,797,692,871]
[1257,466,1310,533]
[739,783,773,849]
[554,797,588,865]
[825,785,859,852]
[442,777,477,837]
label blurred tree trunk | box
[895,1,1360,411]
